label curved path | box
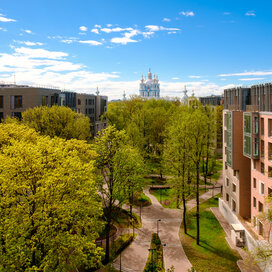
[114,189,192,272]
[114,174,223,272]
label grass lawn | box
[150,187,207,209]
[180,196,241,272]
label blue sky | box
[0,0,272,100]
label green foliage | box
[144,233,165,272]
[180,196,240,272]
[110,234,136,260]
[0,123,103,272]
[22,105,91,140]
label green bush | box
[144,233,165,272]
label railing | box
[246,105,259,112]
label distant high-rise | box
[139,68,160,99]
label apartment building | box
[0,84,108,136]
[0,84,60,120]
[220,83,272,253]
[199,95,223,106]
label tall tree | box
[164,106,192,233]
[93,125,129,263]
[113,145,145,220]
[22,105,91,140]
[0,123,103,271]
[188,105,209,245]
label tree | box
[0,123,103,271]
[113,145,145,220]
[188,105,209,245]
[22,105,91,140]
[164,106,192,233]
[93,125,129,263]
[202,106,216,185]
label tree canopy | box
[0,123,103,272]
[22,105,91,140]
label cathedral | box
[139,68,160,99]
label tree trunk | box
[196,164,200,245]
[105,220,110,263]
[182,191,187,234]
[176,189,180,209]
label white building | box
[139,68,160,99]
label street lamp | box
[157,219,161,236]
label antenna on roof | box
[13,73,16,85]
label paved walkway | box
[113,174,224,272]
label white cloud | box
[91,28,99,34]
[145,25,180,32]
[101,27,134,33]
[25,29,33,34]
[163,18,171,22]
[189,75,201,78]
[0,13,16,22]
[14,47,68,59]
[111,29,139,45]
[79,26,88,31]
[0,27,7,32]
[107,24,112,27]
[218,71,272,77]
[61,39,74,44]
[79,40,102,46]
[239,78,264,81]
[172,77,179,80]
[245,11,256,16]
[94,24,101,28]
[179,11,195,17]
[13,40,44,46]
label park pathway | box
[113,174,223,272]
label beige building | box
[0,84,60,120]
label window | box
[244,135,251,156]
[253,178,256,188]
[0,96,3,108]
[226,149,232,166]
[232,200,236,212]
[226,178,229,187]
[269,143,272,161]
[254,116,259,134]
[253,197,256,208]
[51,96,55,106]
[253,138,259,157]
[260,182,265,195]
[225,112,232,130]
[261,118,264,135]
[78,99,81,105]
[226,131,232,148]
[0,112,3,122]
[232,183,237,193]
[261,140,264,158]
[11,112,22,120]
[85,109,87,115]
[261,162,265,174]
[42,96,48,106]
[11,95,22,109]
[258,201,264,212]
[244,114,251,133]
[268,187,272,197]
[269,119,272,137]
[85,99,87,105]
[226,193,229,202]
[269,166,272,178]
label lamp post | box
[157,219,161,236]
